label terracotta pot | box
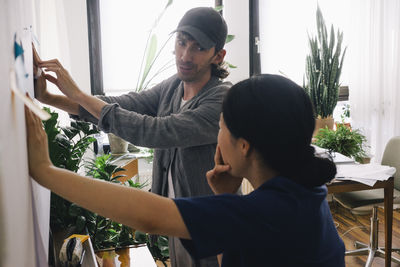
[313,116,334,137]
[335,122,351,130]
[116,248,131,267]
[96,250,117,267]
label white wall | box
[0,1,43,266]
[224,0,250,84]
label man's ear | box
[212,49,226,65]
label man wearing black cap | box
[34,6,230,267]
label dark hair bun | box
[222,74,337,188]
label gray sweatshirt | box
[78,74,231,198]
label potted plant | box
[304,6,347,136]
[43,108,169,265]
[42,107,99,265]
[313,124,368,163]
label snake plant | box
[304,6,346,118]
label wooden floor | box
[330,203,400,266]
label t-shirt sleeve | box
[173,193,281,259]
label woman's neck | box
[245,160,279,189]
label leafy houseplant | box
[64,154,146,250]
[43,109,168,264]
[304,6,347,130]
[313,124,368,163]
[42,107,99,230]
[83,155,169,265]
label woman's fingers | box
[24,94,42,126]
[214,145,225,165]
[213,164,230,174]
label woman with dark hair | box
[25,74,344,267]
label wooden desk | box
[327,177,395,267]
[111,157,139,183]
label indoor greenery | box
[304,6,346,118]
[313,124,368,163]
[43,108,146,249]
[83,154,169,265]
[43,107,98,230]
[43,109,168,262]
[340,103,350,122]
[65,154,146,250]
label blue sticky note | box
[14,34,24,59]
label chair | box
[333,136,400,266]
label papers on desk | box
[335,164,396,186]
[312,145,355,164]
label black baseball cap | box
[174,7,228,52]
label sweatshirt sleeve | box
[98,84,228,148]
[76,77,168,124]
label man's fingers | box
[43,67,62,74]
[44,74,58,85]
[38,59,62,66]
[32,43,42,64]
[39,63,60,69]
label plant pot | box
[335,122,351,130]
[313,116,334,137]
[108,133,128,155]
[96,250,117,267]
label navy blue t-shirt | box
[173,176,345,267]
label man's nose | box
[180,47,193,62]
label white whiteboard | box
[0,0,50,266]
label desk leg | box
[384,178,394,267]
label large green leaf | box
[226,34,235,44]
[138,34,158,91]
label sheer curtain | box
[348,0,400,162]
[260,0,400,162]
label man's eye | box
[178,40,185,46]
[196,46,206,51]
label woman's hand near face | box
[25,104,53,181]
[206,146,243,195]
